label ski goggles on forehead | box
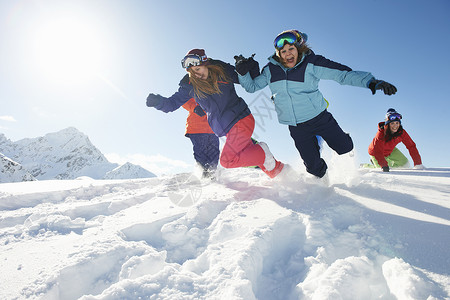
[181,54,207,69]
[388,113,402,120]
[274,31,302,50]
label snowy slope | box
[0,162,449,300]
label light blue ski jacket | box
[238,50,375,125]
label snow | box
[0,155,449,299]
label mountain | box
[0,128,155,182]
[0,165,449,299]
[103,162,156,179]
[0,153,36,182]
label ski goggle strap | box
[388,113,402,121]
[181,54,208,69]
[274,31,303,50]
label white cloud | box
[105,152,192,176]
[0,116,17,122]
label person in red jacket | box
[182,98,219,179]
[367,108,424,172]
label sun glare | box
[33,16,104,85]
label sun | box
[32,16,104,85]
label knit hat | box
[181,49,208,69]
[186,48,207,59]
[385,108,402,125]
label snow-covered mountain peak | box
[0,128,155,182]
[104,162,156,179]
[16,127,99,155]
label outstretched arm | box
[146,85,192,113]
[237,65,270,93]
[234,54,260,79]
[402,130,422,166]
[368,79,397,95]
[310,54,397,95]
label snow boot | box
[258,142,284,178]
[260,160,285,178]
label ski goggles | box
[274,31,303,50]
[181,54,207,69]
[387,113,402,121]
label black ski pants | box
[288,110,353,178]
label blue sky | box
[1,0,449,175]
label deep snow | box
[0,154,449,300]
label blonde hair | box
[188,63,231,98]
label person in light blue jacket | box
[235,29,397,178]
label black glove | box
[382,166,390,172]
[234,54,260,79]
[146,93,162,107]
[369,79,397,95]
[193,105,206,117]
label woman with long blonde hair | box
[146,49,284,178]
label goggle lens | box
[388,113,402,120]
[181,54,206,69]
[274,31,301,50]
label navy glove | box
[369,79,397,95]
[146,93,162,107]
[234,54,260,79]
[382,166,390,172]
[193,105,206,117]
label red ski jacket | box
[368,122,422,167]
[182,98,214,135]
